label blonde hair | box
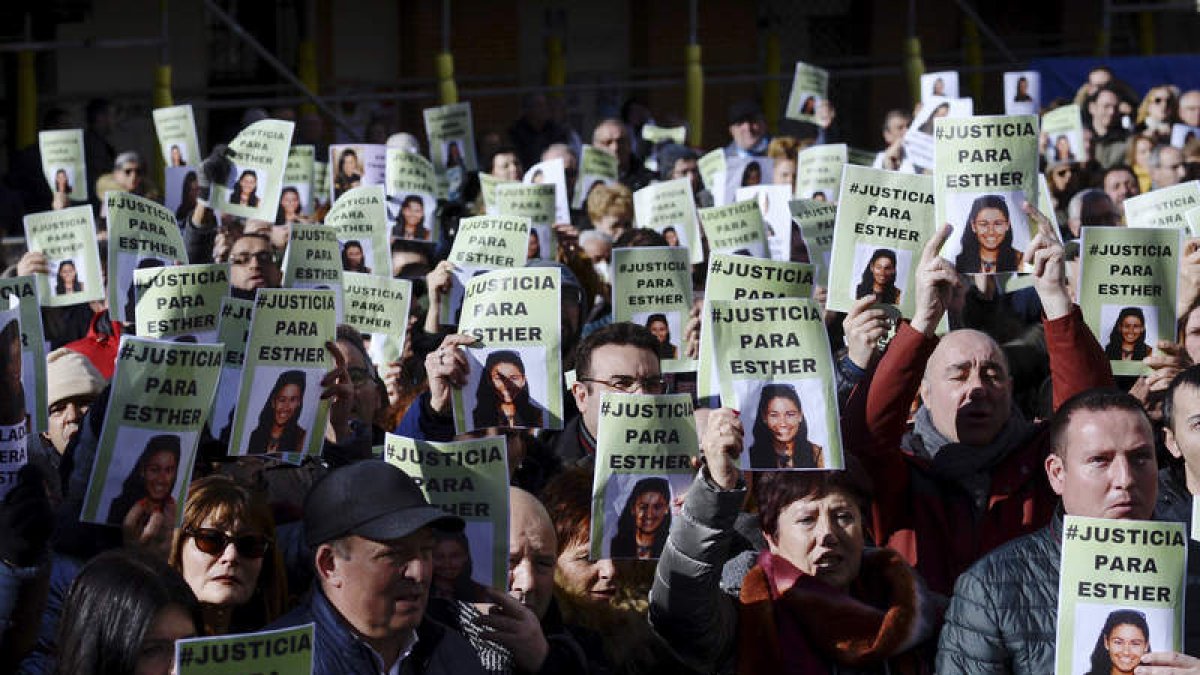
[767,136,801,162]
[586,183,633,225]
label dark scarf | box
[736,549,939,675]
[906,404,1033,503]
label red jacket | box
[842,307,1112,596]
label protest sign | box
[24,205,103,307]
[696,255,814,404]
[574,146,619,209]
[1042,105,1085,166]
[162,166,195,219]
[107,192,187,324]
[716,157,774,206]
[384,434,510,588]
[1171,123,1200,149]
[847,147,878,167]
[784,61,829,124]
[424,102,478,173]
[133,264,229,343]
[1123,180,1200,233]
[0,278,46,435]
[921,71,959,100]
[612,247,693,373]
[175,624,313,675]
[325,185,391,276]
[795,143,847,201]
[441,215,531,327]
[312,160,329,209]
[342,272,412,370]
[827,166,935,318]
[903,96,973,170]
[210,120,295,222]
[451,267,562,434]
[328,143,386,204]
[634,178,703,264]
[590,393,696,560]
[152,105,202,170]
[934,114,1040,274]
[228,289,335,457]
[38,129,87,202]
[709,298,842,470]
[478,173,515,215]
[1003,71,1041,116]
[698,148,726,192]
[1055,516,1186,675]
[81,337,222,525]
[385,149,438,242]
[0,306,28,499]
[1078,227,1180,377]
[283,145,315,216]
[524,157,571,226]
[738,185,794,262]
[641,124,687,145]
[789,198,837,284]
[209,298,253,443]
[698,199,769,258]
[281,223,343,320]
[496,182,556,261]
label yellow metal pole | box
[153,65,173,109]
[436,52,459,105]
[763,32,781,136]
[1138,11,1155,55]
[546,36,565,96]
[904,37,925,108]
[17,51,36,149]
[297,40,319,115]
[685,44,703,147]
[963,19,983,102]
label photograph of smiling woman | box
[246,370,308,454]
[106,433,181,526]
[609,477,671,560]
[473,350,544,429]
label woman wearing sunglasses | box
[169,475,287,635]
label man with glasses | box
[227,233,281,300]
[112,152,145,194]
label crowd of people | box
[1,63,1200,675]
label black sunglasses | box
[187,528,271,558]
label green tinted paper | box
[328,144,386,203]
[1055,516,1186,675]
[342,272,412,370]
[1123,181,1200,233]
[709,298,842,470]
[175,624,313,675]
[385,149,438,242]
[441,215,531,326]
[696,256,814,403]
[0,306,29,498]
[325,185,390,276]
[1041,105,1085,165]
[612,247,693,373]
[81,336,222,525]
[133,264,229,343]
[633,178,703,264]
[229,289,335,457]
[23,205,103,307]
[698,149,726,192]
[575,146,620,209]
[107,192,188,324]
[452,268,563,434]
[211,120,295,222]
[0,278,47,435]
[795,143,846,201]
[39,129,87,202]
[1078,227,1180,377]
[641,124,687,145]
[496,183,556,261]
[384,434,510,588]
[847,147,877,167]
[152,105,201,170]
[789,198,837,283]
[827,166,935,317]
[312,160,329,209]
[934,115,1040,274]
[283,145,315,216]
[698,199,769,257]
[785,61,829,124]
[590,393,697,560]
[479,173,516,215]
[424,102,479,172]
[281,223,344,320]
[209,298,253,443]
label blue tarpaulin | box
[1030,54,1200,102]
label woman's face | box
[766,489,864,591]
[527,231,540,259]
[492,153,521,181]
[340,153,357,175]
[186,178,200,200]
[971,206,1009,253]
[490,362,526,403]
[633,490,668,536]
[239,173,257,196]
[773,159,796,187]
[743,164,762,186]
[648,320,670,344]
[1105,623,1148,674]
[170,146,183,165]
[1120,314,1145,346]
[281,190,300,215]
[346,245,364,268]
[134,603,196,675]
[181,515,264,609]
[55,170,68,190]
[1056,136,1071,154]
[272,383,303,426]
[765,396,802,445]
[1135,137,1153,168]
[403,200,424,227]
[931,104,950,120]
[556,538,617,605]
[1148,89,1173,122]
[870,256,896,287]
[664,230,680,247]
[432,539,469,586]
[142,450,177,502]
[59,263,77,284]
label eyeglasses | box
[971,218,1010,232]
[186,528,271,558]
[1151,96,1169,105]
[230,251,276,266]
[120,166,144,175]
[578,375,669,394]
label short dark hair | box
[754,455,874,539]
[1164,365,1200,430]
[1102,163,1137,182]
[613,228,668,249]
[1046,387,1149,456]
[539,466,593,555]
[573,322,660,380]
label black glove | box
[0,465,53,568]
[197,143,236,202]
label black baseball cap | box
[303,460,463,548]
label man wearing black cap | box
[725,100,770,158]
[271,460,486,674]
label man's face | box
[507,491,557,619]
[883,114,910,145]
[1103,169,1139,213]
[1180,91,1200,128]
[1165,382,1200,491]
[670,158,701,194]
[228,236,281,292]
[47,395,93,454]
[592,123,631,170]
[1090,91,1119,133]
[1152,146,1186,188]
[729,116,766,151]
[116,161,143,192]
[920,330,1013,445]
[319,530,435,643]
[571,343,661,437]
[1046,408,1156,519]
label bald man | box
[841,210,1113,594]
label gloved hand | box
[0,465,53,568]
[197,143,236,202]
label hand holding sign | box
[475,586,549,673]
[322,341,354,445]
[15,252,49,277]
[701,408,743,490]
[910,223,959,337]
[424,260,455,333]
[843,294,889,370]
[122,497,176,559]
[1137,651,1200,673]
[427,333,476,416]
[1177,239,1200,317]
[1024,202,1071,321]
[684,301,701,359]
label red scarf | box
[737,549,938,675]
